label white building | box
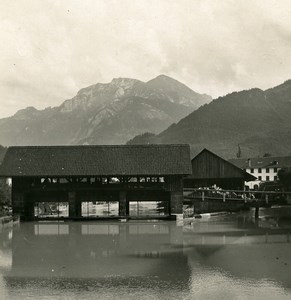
[229,156,291,189]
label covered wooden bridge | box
[0,145,191,221]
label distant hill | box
[128,80,291,159]
[0,75,211,146]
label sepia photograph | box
[0,0,291,299]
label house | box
[229,156,291,189]
[184,148,256,190]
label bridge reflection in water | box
[1,214,291,299]
[5,222,191,289]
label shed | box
[184,148,256,189]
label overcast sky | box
[1,0,291,118]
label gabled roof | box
[229,156,291,169]
[0,144,191,177]
[190,148,256,181]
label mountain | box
[0,75,211,146]
[127,80,291,159]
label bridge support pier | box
[24,195,34,221]
[255,205,260,219]
[68,192,81,218]
[119,190,128,217]
[170,191,183,215]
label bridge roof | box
[0,144,191,177]
[229,156,291,169]
[190,149,256,181]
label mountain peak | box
[14,106,38,115]
[13,106,39,120]
[152,74,175,80]
[147,74,179,85]
[147,74,212,107]
[147,74,205,95]
[110,77,140,89]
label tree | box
[236,144,242,158]
[127,132,157,145]
[278,168,291,190]
[0,179,11,214]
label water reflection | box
[0,213,291,299]
[183,212,291,299]
[3,222,190,296]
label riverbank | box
[0,215,19,226]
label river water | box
[1,208,291,300]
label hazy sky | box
[1,0,291,118]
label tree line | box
[0,145,10,216]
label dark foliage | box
[278,168,291,189]
[0,145,7,163]
[127,132,158,145]
[0,145,10,215]
[0,179,11,214]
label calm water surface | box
[1,208,291,300]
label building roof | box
[0,144,191,177]
[190,149,256,181]
[229,155,291,170]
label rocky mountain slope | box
[128,80,291,159]
[0,75,211,146]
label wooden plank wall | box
[164,176,183,191]
[192,151,245,179]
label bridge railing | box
[183,188,291,204]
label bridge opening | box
[34,202,69,219]
[81,201,119,217]
[129,201,168,217]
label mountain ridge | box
[127,80,291,159]
[0,75,211,146]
